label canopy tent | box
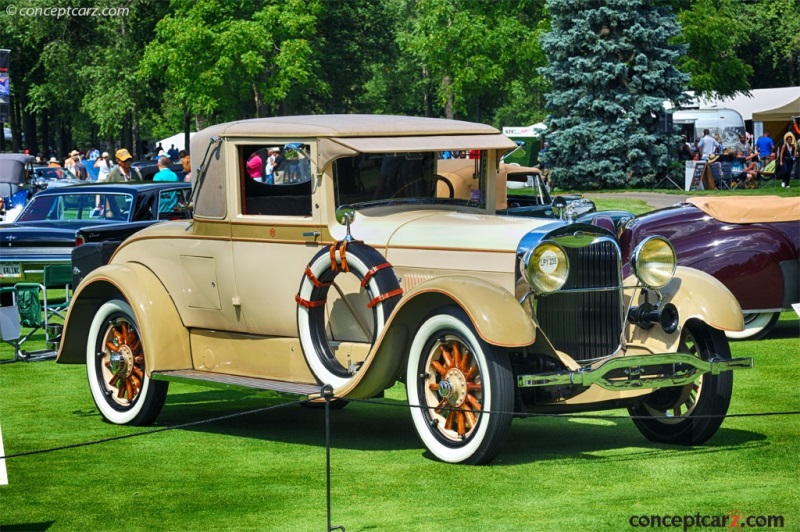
[690,87,799,121]
[675,87,800,142]
[752,94,800,122]
[156,131,196,154]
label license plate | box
[0,263,21,278]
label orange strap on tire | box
[367,288,404,309]
[304,266,332,288]
[360,262,394,288]
[295,294,327,308]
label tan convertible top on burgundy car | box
[687,196,800,224]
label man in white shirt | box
[696,129,719,160]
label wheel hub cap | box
[109,344,134,379]
[439,369,467,407]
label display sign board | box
[690,161,719,190]
[0,421,7,485]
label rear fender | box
[57,262,191,374]
[336,276,537,399]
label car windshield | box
[334,150,488,210]
[17,192,134,222]
[32,166,78,181]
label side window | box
[158,189,192,220]
[239,144,313,217]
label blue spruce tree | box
[539,0,689,189]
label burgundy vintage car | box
[618,196,800,340]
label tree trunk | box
[21,94,38,154]
[9,95,21,152]
[121,113,132,156]
[39,110,50,158]
[131,104,139,160]
[184,108,191,154]
[442,75,453,120]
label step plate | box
[152,369,324,397]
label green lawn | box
[1,313,798,531]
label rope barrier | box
[2,395,797,461]
[0,398,306,460]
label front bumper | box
[518,353,753,391]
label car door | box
[229,142,322,338]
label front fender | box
[625,265,743,349]
[335,276,536,399]
[57,262,191,374]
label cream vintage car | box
[57,115,752,465]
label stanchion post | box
[323,384,344,532]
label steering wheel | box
[391,176,455,199]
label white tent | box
[691,87,799,121]
[156,131,196,153]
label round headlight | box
[631,236,677,289]
[521,241,570,295]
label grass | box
[1,312,798,531]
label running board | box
[151,369,325,398]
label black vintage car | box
[0,181,192,288]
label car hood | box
[347,207,558,274]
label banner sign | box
[0,49,9,123]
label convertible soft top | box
[687,196,800,224]
[0,154,34,184]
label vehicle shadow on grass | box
[0,521,56,531]
[495,416,769,466]
[763,317,800,340]
[156,391,421,452]
[153,390,768,461]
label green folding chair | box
[4,264,73,362]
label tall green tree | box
[676,0,752,98]
[540,0,689,189]
[140,0,325,140]
[742,0,800,88]
[371,0,550,126]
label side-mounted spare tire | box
[296,241,403,389]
